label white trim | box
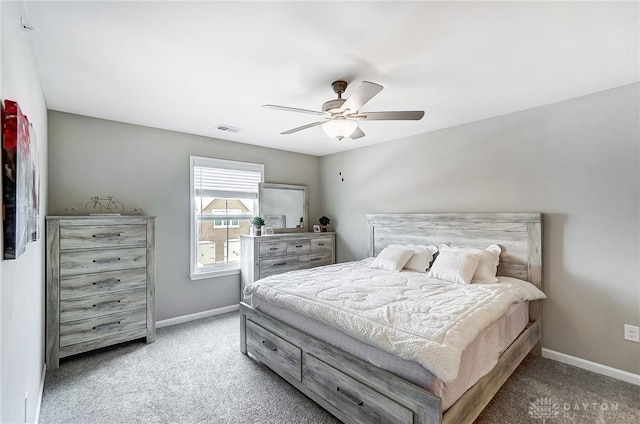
[156,304,240,329]
[542,348,640,386]
[35,363,46,423]
[189,155,264,279]
[190,267,240,281]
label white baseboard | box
[542,348,640,386]
[155,304,240,329]
[35,363,46,423]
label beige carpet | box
[40,312,639,423]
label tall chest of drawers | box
[240,232,335,293]
[46,216,155,369]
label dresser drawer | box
[259,257,298,277]
[299,253,332,269]
[59,308,147,348]
[304,354,413,424]
[60,288,147,323]
[286,240,310,255]
[60,247,147,276]
[60,268,147,300]
[246,319,301,381]
[259,241,287,258]
[310,237,333,253]
[60,225,147,250]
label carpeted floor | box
[40,312,639,424]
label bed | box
[240,213,543,424]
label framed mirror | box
[259,183,308,233]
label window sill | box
[190,267,240,281]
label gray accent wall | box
[47,112,321,321]
[1,1,49,422]
[320,83,640,375]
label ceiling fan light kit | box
[263,80,425,141]
[322,119,357,141]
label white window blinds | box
[192,157,264,199]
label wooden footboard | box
[240,302,541,424]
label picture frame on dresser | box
[45,215,156,369]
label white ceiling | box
[24,1,639,156]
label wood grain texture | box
[60,247,147,276]
[240,233,336,294]
[60,268,147,300]
[246,319,302,381]
[241,303,441,423]
[59,289,147,323]
[46,219,61,369]
[304,354,413,424]
[146,218,156,343]
[59,308,147,347]
[241,213,544,424]
[46,216,156,369]
[59,224,146,250]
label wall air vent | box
[215,124,241,133]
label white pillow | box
[429,250,481,285]
[389,244,438,272]
[438,244,502,284]
[370,247,414,272]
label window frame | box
[189,156,264,280]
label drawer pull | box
[261,340,278,352]
[269,247,278,251]
[295,245,303,248]
[92,321,121,330]
[337,387,363,407]
[92,233,121,238]
[92,278,120,286]
[272,262,287,267]
[92,258,121,264]
[317,243,325,246]
[92,300,121,308]
[310,257,322,262]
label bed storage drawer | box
[303,354,413,424]
[246,320,302,381]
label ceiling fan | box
[263,80,425,141]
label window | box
[190,156,264,279]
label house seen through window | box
[190,156,264,279]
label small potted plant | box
[251,216,265,236]
[318,216,331,232]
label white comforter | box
[244,258,545,383]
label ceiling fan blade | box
[354,111,425,121]
[263,104,327,116]
[350,126,365,140]
[340,81,383,113]
[280,120,326,135]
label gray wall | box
[320,84,640,375]
[1,1,49,422]
[47,112,321,321]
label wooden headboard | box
[367,212,542,293]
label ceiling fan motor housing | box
[322,98,346,113]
